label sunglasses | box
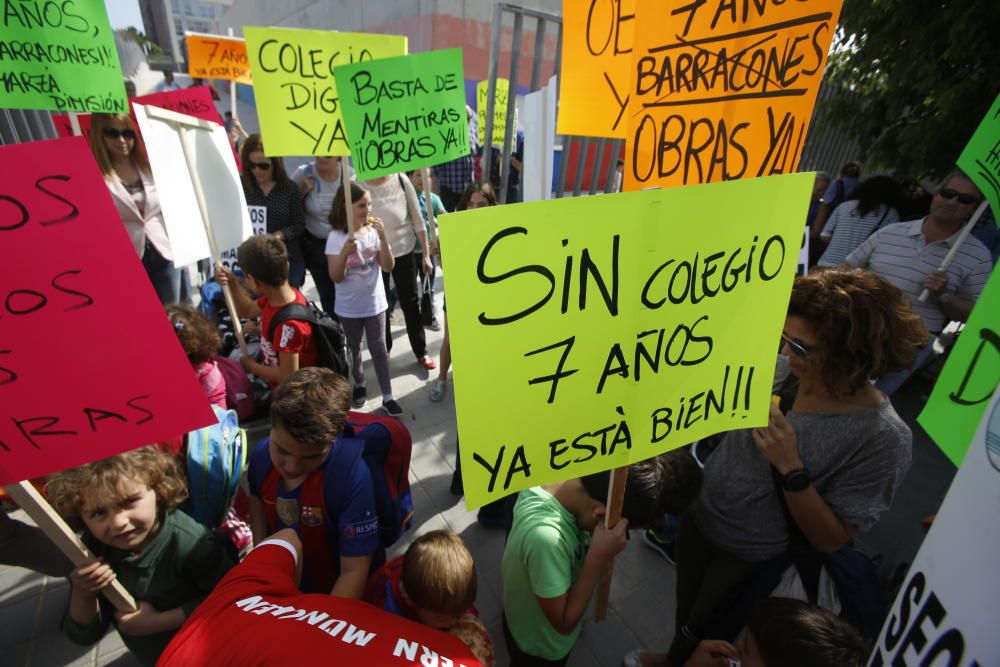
[103,127,136,140]
[780,332,812,359]
[938,188,980,205]
[249,161,272,171]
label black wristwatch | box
[781,467,811,492]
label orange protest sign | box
[186,33,252,84]
[558,0,635,138]
[624,0,842,191]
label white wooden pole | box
[918,200,989,302]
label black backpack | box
[268,302,350,379]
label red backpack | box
[214,355,254,420]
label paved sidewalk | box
[0,273,955,666]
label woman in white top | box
[363,173,436,370]
[293,156,347,317]
[89,113,187,304]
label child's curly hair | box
[166,304,221,364]
[46,446,189,531]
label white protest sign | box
[132,105,252,267]
[220,206,267,271]
[868,386,1000,666]
[523,75,557,203]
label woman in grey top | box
[293,156,346,317]
[637,268,929,667]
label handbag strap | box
[865,205,892,240]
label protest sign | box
[868,387,1000,667]
[918,269,999,466]
[53,86,226,142]
[334,48,469,180]
[956,93,1000,220]
[0,0,126,113]
[186,32,252,84]
[0,137,215,485]
[477,78,512,146]
[440,172,812,508]
[220,206,267,271]
[624,0,842,190]
[133,104,251,267]
[558,0,635,137]
[796,226,810,276]
[244,27,407,156]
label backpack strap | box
[268,302,317,339]
[865,206,893,240]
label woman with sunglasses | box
[628,268,927,667]
[89,113,188,304]
[240,134,306,288]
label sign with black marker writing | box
[186,32,252,84]
[244,26,407,156]
[440,173,813,508]
[334,48,469,180]
[558,0,635,138]
[625,0,842,190]
[0,0,127,113]
[869,387,1000,667]
[0,137,215,485]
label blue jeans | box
[143,242,190,305]
[875,339,935,396]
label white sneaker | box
[429,380,447,402]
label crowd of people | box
[1,69,996,666]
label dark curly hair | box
[46,446,188,531]
[166,304,220,364]
[788,268,929,396]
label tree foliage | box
[824,0,1000,180]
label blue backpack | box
[184,405,247,528]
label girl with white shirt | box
[326,182,403,416]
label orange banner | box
[558,0,635,138]
[624,0,842,190]
[186,33,252,85]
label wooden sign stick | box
[142,105,249,356]
[595,466,628,621]
[343,156,356,241]
[918,199,989,302]
[4,481,137,612]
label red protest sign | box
[53,86,225,141]
[0,137,216,485]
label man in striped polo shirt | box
[846,170,992,394]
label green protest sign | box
[918,269,1000,465]
[957,93,1000,221]
[0,0,127,113]
[335,48,468,180]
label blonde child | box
[166,304,226,409]
[325,182,401,416]
[366,529,494,666]
[48,447,235,665]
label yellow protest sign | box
[440,173,813,508]
[244,27,407,156]
[477,78,511,146]
[558,0,635,138]
[624,0,842,190]
[186,33,252,84]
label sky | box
[106,0,145,30]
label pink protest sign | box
[53,86,225,141]
[0,137,215,485]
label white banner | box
[868,386,1000,666]
[133,105,252,267]
[522,75,557,203]
[220,206,267,271]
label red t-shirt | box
[158,540,483,667]
[256,290,318,385]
